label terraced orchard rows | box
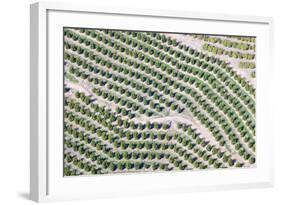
[63,28,256,176]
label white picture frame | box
[30,1,274,202]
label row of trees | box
[66,38,254,138]
[65,103,215,163]
[66,28,255,98]
[67,45,256,145]
[192,34,256,51]
[238,61,256,69]
[64,118,215,172]
[64,29,255,162]
[64,150,171,176]
[202,43,255,60]
[67,94,171,131]
[64,101,250,171]
[65,122,202,172]
[64,93,253,175]
[177,123,254,165]
[67,54,185,115]
[68,28,256,110]
[232,36,256,43]
[65,48,254,156]
[65,32,255,119]
[91,29,256,115]
[125,30,256,96]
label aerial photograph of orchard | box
[63,28,256,176]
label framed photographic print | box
[30,2,274,202]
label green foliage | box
[63,29,256,176]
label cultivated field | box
[63,28,256,176]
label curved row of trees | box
[67,52,187,115]
[202,43,255,60]
[231,36,256,43]
[63,28,256,176]
[64,36,256,150]
[238,61,256,69]
[64,103,224,174]
[65,92,253,172]
[66,28,256,98]
[124,30,256,97]
[66,29,255,118]
[92,29,255,116]
[68,93,171,130]
[108,30,255,98]
[191,34,256,51]
[64,46,255,161]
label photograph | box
[63,28,256,176]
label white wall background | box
[0,0,280,204]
